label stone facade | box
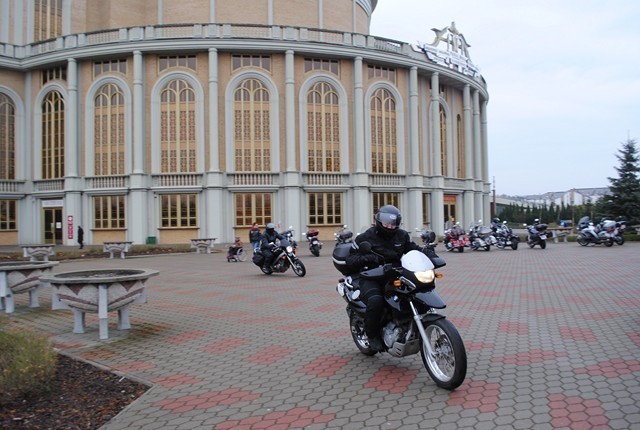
[0,0,490,245]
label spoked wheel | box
[420,319,467,390]
[292,259,306,277]
[236,248,248,262]
[350,314,376,356]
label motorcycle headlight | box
[415,269,435,284]
[286,245,293,253]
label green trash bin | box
[146,236,157,245]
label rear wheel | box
[458,246,464,253]
[292,259,306,277]
[310,244,320,257]
[605,240,613,247]
[615,236,625,245]
[511,241,518,250]
[540,240,546,249]
[420,319,467,390]
[350,314,376,356]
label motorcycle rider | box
[260,223,284,271]
[345,205,442,352]
[490,217,501,233]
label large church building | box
[0,0,490,246]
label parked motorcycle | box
[576,216,613,247]
[282,226,298,251]
[443,223,470,252]
[334,225,354,245]
[613,219,626,245]
[524,219,548,249]
[469,220,492,251]
[494,221,519,250]
[305,228,323,256]
[252,238,306,276]
[335,241,467,390]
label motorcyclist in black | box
[345,205,442,352]
[490,217,501,233]
[260,223,284,271]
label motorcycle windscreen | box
[400,250,434,271]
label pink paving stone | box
[559,326,598,342]
[239,316,288,324]
[250,297,275,304]
[245,345,294,365]
[447,379,501,413]
[574,359,640,377]
[364,366,419,394]
[316,329,347,338]
[154,388,260,412]
[298,355,351,378]
[476,303,513,311]
[313,304,340,313]
[614,298,640,307]
[200,337,249,355]
[582,311,626,320]
[492,349,568,365]
[165,330,208,344]
[528,308,566,315]
[629,331,640,347]
[282,301,306,308]
[464,341,496,351]
[112,360,155,372]
[450,317,473,329]
[521,293,543,300]
[277,321,330,331]
[151,373,203,387]
[497,321,529,335]
[547,393,611,430]
[566,296,592,304]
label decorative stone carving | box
[20,244,56,262]
[42,268,159,340]
[0,261,59,313]
[103,241,134,259]
[190,238,217,254]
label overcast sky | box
[370,0,640,196]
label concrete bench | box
[0,261,59,313]
[20,244,56,261]
[190,238,217,254]
[549,228,572,244]
[103,241,133,259]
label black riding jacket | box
[260,230,284,249]
[345,226,427,272]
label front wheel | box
[420,318,467,390]
[458,246,464,253]
[350,314,376,356]
[292,259,306,277]
[604,239,613,247]
[539,240,546,249]
[615,236,625,245]
[577,235,589,246]
[511,241,518,250]
[236,248,248,262]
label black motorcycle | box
[524,219,548,249]
[306,229,322,257]
[252,239,306,276]
[494,221,519,250]
[335,241,467,390]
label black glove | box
[364,254,381,266]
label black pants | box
[357,278,385,339]
[261,249,275,267]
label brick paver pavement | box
[2,241,639,429]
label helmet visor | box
[377,212,400,229]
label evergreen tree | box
[599,138,640,225]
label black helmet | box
[266,223,276,233]
[421,230,436,243]
[375,205,402,236]
[492,217,500,224]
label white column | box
[407,66,422,231]
[473,90,483,221]
[353,56,365,173]
[210,0,216,22]
[0,0,9,43]
[463,84,475,229]
[481,99,489,183]
[285,50,296,172]
[208,48,220,172]
[132,51,145,174]
[431,72,441,176]
[65,58,78,177]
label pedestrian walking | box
[77,225,84,249]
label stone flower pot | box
[0,261,59,313]
[41,268,159,340]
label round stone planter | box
[41,268,159,340]
[0,261,59,313]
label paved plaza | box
[2,240,639,429]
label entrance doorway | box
[43,207,63,244]
[444,194,457,228]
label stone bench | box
[103,241,133,259]
[20,244,56,261]
[190,238,217,254]
[549,228,572,243]
[42,268,159,340]
[0,261,59,313]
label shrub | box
[0,330,56,404]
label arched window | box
[41,90,64,179]
[234,79,271,172]
[440,105,448,176]
[306,81,340,172]
[94,83,125,176]
[0,94,16,180]
[370,88,397,174]
[34,0,63,42]
[160,79,196,173]
[457,114,465,178]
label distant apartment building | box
[0,0,491,246]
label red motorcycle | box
[443,225,470,252]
